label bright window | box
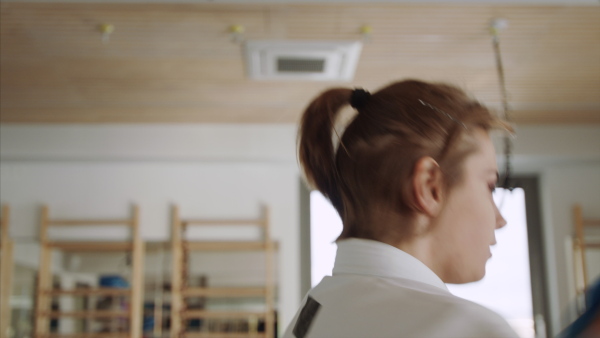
[310,188,533,337]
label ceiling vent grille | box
[277,58,326,73]
[244,40,363,81]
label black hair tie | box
[350,88,371,110]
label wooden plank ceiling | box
[1,2,599,124]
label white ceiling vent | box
[244,40,363,81]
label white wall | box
[0,124,301,331]
[0,124,295,163]
[1,123,600,335]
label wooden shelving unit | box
[38,334,130,338]
[1,205,14,338]
[180,334,266,338]
[573,204,600,297]
[34,205,145,337]
[170,205,276,338]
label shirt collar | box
[332,238,448,291]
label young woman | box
[284,80,519,337]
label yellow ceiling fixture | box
[99,23,115,44]
[229,24,245,44]
[359,24,373,43]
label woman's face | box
[432,128,506,284]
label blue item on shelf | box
[99,275,129,288]
[143,316,155,332]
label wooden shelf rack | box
[170,205,276,338]
[34,205,145,337]
[573,204,600,296]
[38,334,130,338]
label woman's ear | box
[411,157,444,217]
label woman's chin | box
[446,268,486,284]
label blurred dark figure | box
[560,277,600,338]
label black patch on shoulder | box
[293,296,322,338]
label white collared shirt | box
[283,238,519,338]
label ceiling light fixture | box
[229,24,245,44]
[360,24,373,43]
[99,23,115,44]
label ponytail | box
[298,88,352,215]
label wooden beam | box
[39,310,130,318]
[182,287,266,298]
[181,311,266,319]
[0,205,13,338]
[184,241,266,251]
[39,334,129,338]
[263,205,275,338]
[583,219,600,227]
[183,219,266,227]
[47,219,133,226]
[0,241,13,338]
[35,206,51,335]
[153,243,166,338]
[171,205,183,338]
[130,204,144,338]
[44,288,131,296]
[0,205,9,240]
[574,205,589,289]
[182,334,266,338]
[2,104,599,126]
[47,241,132,252]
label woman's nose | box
[495,202,507,229]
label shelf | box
[182,334,266,338]
[183,219,266,227]
[583,219,600,226]
[39,310,130,318]
[47,241,133,252]
[184,241,267,251]
[183,287,266,298]
[44,288,131,296]
[39,334,129,338]
[181,311,267,319]
[36,205,143,338]
[48,219,133,226]
[171,205,276,338]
